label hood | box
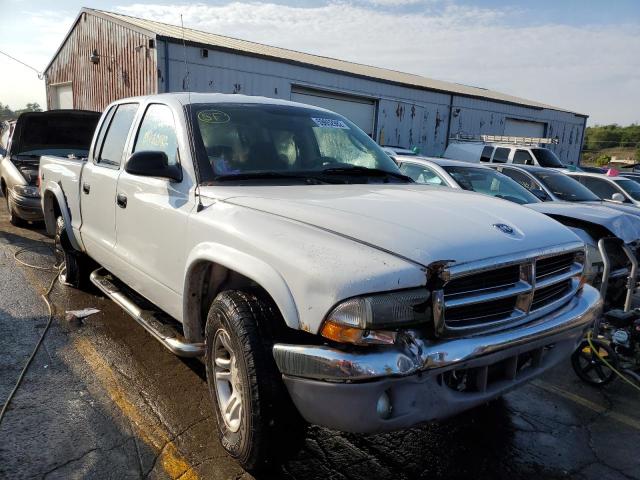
[9,110,100,159]
[583,200,640,219]
[202,184,581,268]
[527,201,640,243]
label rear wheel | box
[571,338,618,386]
[204,290,304,472]
[55,216,84,287]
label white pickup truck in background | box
[39,93,602,472]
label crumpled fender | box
[526,202,640,244]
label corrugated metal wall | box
[45,12,157,112]
[159,41,586,164]
[45,11,585,163]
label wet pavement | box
[0,203,639,480]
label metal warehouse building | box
[45,8,588,164]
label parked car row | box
[395,156,640,311]
[1,95,634,472]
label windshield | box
[531,148,564,168]
[443,166,539,205]
[531,170,600,202]
[614,179,640,201]
[191,103,403,183]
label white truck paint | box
[39,93,601,468]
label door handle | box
[116,193,127,209]
[82,182,90,194]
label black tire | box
[204,290,304,472]
[6,195,24,227]
[571,338,618,387]
[55,216,83,288]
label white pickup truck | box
[39,93,602,471]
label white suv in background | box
[444,142,566,169]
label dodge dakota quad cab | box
[0,110,100,225]
[39,93,602,471]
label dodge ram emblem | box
[493,223,515,235]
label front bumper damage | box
[273,284,602,433]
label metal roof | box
[48,8,584,116]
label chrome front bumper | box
[274,284,602,382]
[273,285,602,433]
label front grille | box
[444,265,520,296]
[437,246,583,336]
[445,296,517,326]
[536,253,575,280]
[532,279,572,310]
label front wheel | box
[204,290,304,472]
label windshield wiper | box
[215,172,328,183]
[319,166,412,182]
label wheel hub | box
[212,329,243,433]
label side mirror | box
[611,192,626,203]
[531,188,548,201]
[125,151,182,182]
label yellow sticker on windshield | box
[198,110,230,124]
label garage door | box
[504,118,545,138]
[291,87,376,136]
[52,83,73,109]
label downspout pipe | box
[444,94,454,150]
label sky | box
[0,0,638,125]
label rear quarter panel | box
[40,156,85,248]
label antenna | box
[179,14,204,212]
[180,14,190,92]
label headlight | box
[13,185,40,198]
[320,288,431,345]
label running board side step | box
[90,268,204,358]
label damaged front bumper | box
[273,284,602,433]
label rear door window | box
[97,103,138,167]
[92,106,115,162]
[512,149,535,165]
[492,147,510,163]
[480,146,493,162]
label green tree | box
[595,154,611,167]
[14,102,42,116]
[0,102,15,122]
[635,148,640,163]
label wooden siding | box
[45,12,157,112]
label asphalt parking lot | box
[1,205,639,480]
